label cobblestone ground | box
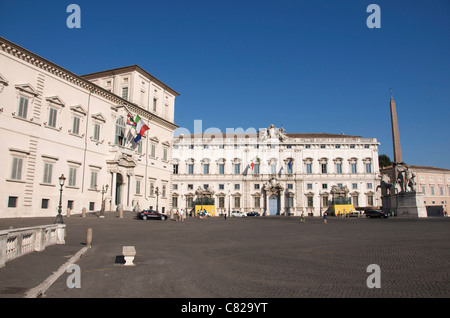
[33,214,450,298]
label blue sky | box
[1,0,449,168]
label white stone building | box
[0,37,179,218]
[171,125,381,216]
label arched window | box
[115,117,126,146]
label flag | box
[250,162,255,170]
[287,158,292,170]
[133,114,150,143]
[127,113,136,128]
[126,130,139,149]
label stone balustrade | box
[0,224,66,268]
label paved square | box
[34,214,450,298]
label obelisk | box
[389,89,402,164]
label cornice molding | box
[0,37,179,131]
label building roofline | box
[0,36,178,130]
[82,65,180,97]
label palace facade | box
[171,125,381,216]
[0,37,179,218]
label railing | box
[0,224,66,268]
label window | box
[42,162,53,184]
[307,183,313,190]
[203,163,210,175]
[149,182,155,196]
[219,164,225,175]
[352,195,359,207]
[48,107,57,128]
[431,185,435,195]
[17,96,29,119]
[254,184,260,190]
[271,164,276,174]
[307,196,314,207]
[187,184,193,190]
[89,170,98,189]
[254,164,260,175]
[172,184,178,190]
[306,163,312,174]
[322,196,329,207]
[234,184,240,190]
[351,163,357,174]
[336,163,342,174]
[68,166,78,187]
[287,184,293,189]
[153,98,157,111]
[350,144,355,149]
[150,144,156,158]
[234,163,240,175]
[421,184,426,194]
[163,148,168,161]
[8,196,18,208]
[322,183,328,189]
[367,195,374,206]
[162,184,167,197]
[67,200,74,210]
[172,197,178,208]
[72,116,81,135]
[234,196,240,208]
[219,197,225,208]
[365,163,372,173]
[203,184,209,190]
[122,87,129,100]
[321,163,327,174]
[173,164,179,175]
[115,117,126,146]
[367,183,373,189]
[254,196,260,208]
[352,183,358,189]
[188,164,194,175]
[93,123,101,141]
[219,184,225,190]
[136,179,141,195]
[11,157,23,180]
[41,199,49,209]
[89,202,95,211]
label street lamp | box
[155,186,160,212]
[100,184,109,218]
[55,174,66,224]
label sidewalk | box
[0,213,117,298]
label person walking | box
[323,211,328,224]
[300,211,305,223]
[180,208,184,222]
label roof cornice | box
[0,36,178,131]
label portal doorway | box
[269,194,279,215]
[115,173,123,206]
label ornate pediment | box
[70,104,87,116]
[91,112,106,123]
[15,83,38,96]
[46,96,65,107]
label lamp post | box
[55,174,66,224]
[100,184,109,218]
[155,186,160,212]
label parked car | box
[231,211,247,217]
[246,212,260,217]
[137,210,168,221]
[364,210,390,219]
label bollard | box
[81,207,86,218]
[86,228,92,247]
[67,208,71,218]
[119,208,123,219]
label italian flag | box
[133,114,150,143]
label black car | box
[246,212,260,216]
[137,210,168,221]
[364,210,390,219]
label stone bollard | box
[119,208,123,218]
[81,207,86,218]
[67,208,71,218]
[86,228,92,247]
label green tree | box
[378,154,393,168]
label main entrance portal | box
[269,195,279,215]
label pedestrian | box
[180,208,184,222]
[176,209,179,222]
[323,211,328,224]
[224,212,227,220]
[300,211,305,223]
